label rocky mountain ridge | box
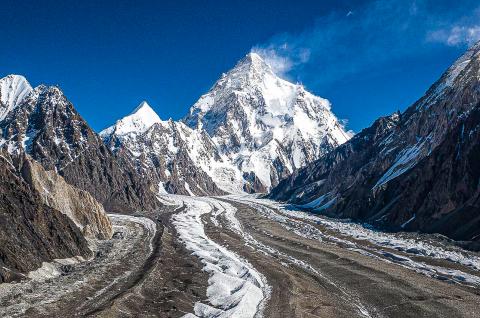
[269,41,480,244]
[0,76,161,213]
[0,150,92,283]
[0,75,154,281]
[101,101,225,196]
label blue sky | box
[1,0,479,132]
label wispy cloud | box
[250,47,294,78]
[253,0,480,87]
[428,25,480,46]
[251,44,310,79]
[427,9,480,47]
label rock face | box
[20,158,113,240]
[102,53,350,194]
[184,53,351,192]
[0,76,160,213]
[0,151,91,283]
[269,42,480,243]
[101,102,225,196]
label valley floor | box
[1,195,480,317]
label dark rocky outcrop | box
[0,84,161,213]
[0,152,91,283]
[270,42,480,243]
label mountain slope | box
[101,102,225,196]
[103,53,350,196]
[20,157,113,240]
[0,151,91,283]
[0,75,32,121]
[0,77,161,213]
[184,53,351,192]
[269,42,480,243]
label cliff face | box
[0,81,161,213]
[0,152,91,283]
[101,104,226,196]
[20,158,113,240]
[269,42,480,243]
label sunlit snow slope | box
[102,53,350,195]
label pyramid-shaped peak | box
[130,100,156,116]
[234,52,272,72]
[128,100,161,124]
[102,101,162,136]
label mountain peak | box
[101,101,162,137]
[130,100,154,115]
[233,52,273,75]
[0,74,33,121]
[1,74,29,83]
[244,52,265,63]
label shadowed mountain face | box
[0,78,161,213]
[101,102,226,197]
[0,76,124,282]
[0,152,91,283]
[20,158,113,240]
[269,42,480,244]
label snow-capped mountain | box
[269,41,480,243]
[0,75,160,213]
[184,53,351,192]
[101,101,225,196]
[103,53,350,196]
[0,75,32,121]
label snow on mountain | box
[101,104,226,196]
[100,101,161,137]
[102,53,350,195]
[0,75,33,121]
[183,52,351,191]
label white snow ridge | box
[0,74,33,121]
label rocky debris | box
[269,41,480,243]
[0,151,91,283]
